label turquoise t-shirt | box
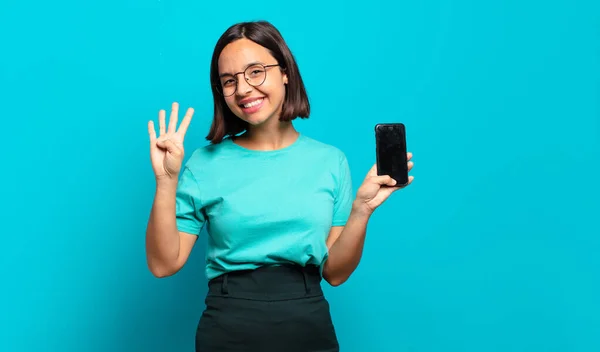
[175,134,354,280]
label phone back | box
[375,123,409,186]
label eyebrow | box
[219,61,265,78]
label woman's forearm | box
[145,180,181,276]
[323,201,373,286]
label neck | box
[237,121,299,151]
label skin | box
[218,39,293,149]
[145,38,414,285]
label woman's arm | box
[145,180,197,278]
[323,203,372,286]
[145,102,198,278]
[323,155,413,286]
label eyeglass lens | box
[220,64,268,96]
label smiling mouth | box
[239,98,264,108]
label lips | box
[237,96,266,115]
[239,97,264,108]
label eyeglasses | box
[218,63,280,97]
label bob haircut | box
[206,20,310,144]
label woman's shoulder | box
[299,134,348,160]
[183,138,234,168]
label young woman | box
[145,20,413,351]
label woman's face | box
[218,38,288,127]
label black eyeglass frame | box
[216,63,281,97]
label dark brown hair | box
[205,20,310,144]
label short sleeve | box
[175,167,205,235]
[332,152,354,226]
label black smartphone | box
[375,123,409,186]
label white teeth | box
[242,98,263,108]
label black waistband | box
[207,264,323,301]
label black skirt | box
[195,264,339,352]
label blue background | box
[1,0,599,351]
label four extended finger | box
[177,107,195,138]
[168,102,179,134]
[148,120,157,142]
[158,109,166,136]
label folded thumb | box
[157,139,182,157]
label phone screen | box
[375,123,409,186]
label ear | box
[281,67,288,84]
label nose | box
[235,76,253,96]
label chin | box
[236,105,276,125]
[245,113,273,126]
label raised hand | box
[148,102,194,182]
[354,153,414,214]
